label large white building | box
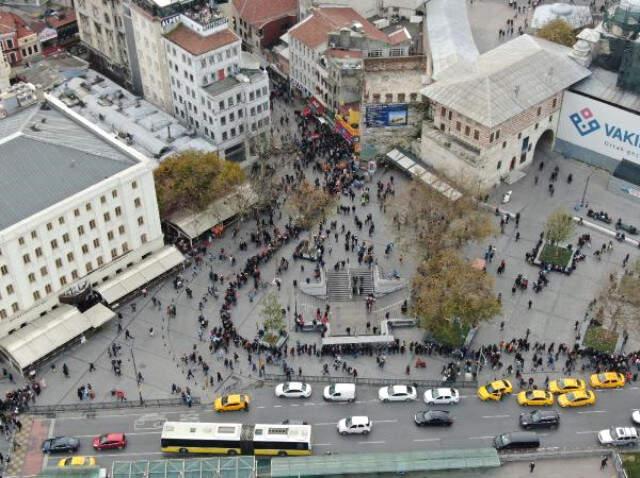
[0,53,9,92]
[164,12,271,160]
[0,83,183,372]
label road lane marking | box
[256,406,266,409]
[313,422,338,426]
[468,435,493,440]
[576,430,599,434]
[577,410,608,414]
[82,452,165,458]
[372,420,398,424]
[413,438,441,442]
[273,405,283,408]
[481,415,510,419]
[314,443,333,446]
[290,404,300,407]
[358,441,385,444]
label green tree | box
[153,150,245,217]
[544,208,575,245]
[260,291,286,333]
[412,249,501,346]
[287,180,336,229]
[537,19,577,47]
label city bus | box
[160,422,312,456]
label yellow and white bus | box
[160,422,312,457]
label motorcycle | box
[587,209,612,224]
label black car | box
[519,410,560,430]
[42,436,80,453]
[414,410,453,427]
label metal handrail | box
[262,373,477,389]
[29,396,200,414]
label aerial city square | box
[0,0,640,476]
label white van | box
[323,383,356,402]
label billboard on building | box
[365,104,409,127]
[557,91,640,165]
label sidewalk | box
[495,457,616,478]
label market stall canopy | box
[96,246,184,305]
[166,183,258,240]
[0,303,114,373]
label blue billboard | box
[365,104,409,127]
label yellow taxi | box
[557,390,597,408]
[57,456,97,468]
[516,390,554,406]
[589,372,625,389]
[548,377,587,394]
[477,379,513,401]
[214,393,250,412]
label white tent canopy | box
[0,303,114,372]
[96,246,184,305]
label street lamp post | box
[580,170,595,208]
[130,340,144,405]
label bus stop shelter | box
[112,457,256,478]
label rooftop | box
[288,7,390,49]
[422,34,592,127]
[571,65,640,114]
[232,0,297,29]
[0,11,36,38]
[165,23,239,56]
[52,70,217,161]
[0,94,139,230]
[202,69,265,97]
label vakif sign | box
[557,91,640,165]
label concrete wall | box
[554,138,619,173]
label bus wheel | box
[228,450,238,456]
[179,448,188,454]
[277,451,287,457]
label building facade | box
[0,52,9,91]
[0,11,40,66]
[230,0,298,53]
[163,13,270,160]
[0,84,165,335]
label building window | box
[71,270,78,279]
[82,244,89,254]
[132,181,138,189]
[45,283,52,294]
[552,98,557,108]
[47,222,53,231]
[56,218,64,228]
[115,206,122,216]
[385,93,393,103]
[489,132,494,142]
[86,203,92,211]
[74,208,80,217]
[518,132,522,139]
[97,256,104,266]
[464,126,470,136]
[31,230,37,239]
[89,220,96,229]
[67,252,74,262]
[0,310,7,319]
[108,231,114,240]
[35,247,43,258]
[86,262,93,273]
[100,195,106,204]
[60,276,67,286]
[502,141,507,149]
[118,225,125,235]
[140,233,148,243]
[40,266,48,276]
[112,190,118,198]
[78,225,85,235]
[93,239,101,248]
[18,237,25,246]
[33,291,41,301]
[51,239,58,249]
[111,248,118,259]
[28,273,36,283]
[6,285,14,295]
[134,198,141,208]
[440,107,446,117]
[537,106,542,116]
[11,303,19,313]
[137,216,144,226]
[549,115,553,122]
[534,123,539,130]
[496,130,500,140]
[104,212,111,222]
[23,254,31,264]
[122,242,129,252]
[473,130,479,140]
[55,258,63,268]
[0,265,8,275]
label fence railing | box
[262,373,477,389]
[29,397,200,415]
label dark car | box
[519,410,560,430]
[42,436,80,453]
[494,431,540,451]
[414,410,453,427]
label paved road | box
[40,383,640,470]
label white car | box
[337,416,371,435]
[378,385,417,402]
[424,387,460,405]
[632,410,640,425]
[275,382,312,398]
[598,427,638,446]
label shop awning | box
[166,184,257,240]
[0,303,115,372]
[96,246,184,305]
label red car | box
[92,433,127,450]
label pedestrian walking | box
[89,363,95,372]
[600,456,608,469]
[529,461,535,473]
[528,300,532,309]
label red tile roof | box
[0,12,36,39]
[388,27,411,45]
[288,7,389,49]
[165,24,239,56]
[232,0,297,29]
[46,11,77,29]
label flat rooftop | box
[571,65,640,114]
[0,101,137,230]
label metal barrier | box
[262,373,477,389]
[29,397,200,415]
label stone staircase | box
[326,269,352,301]
[350,267,374,297]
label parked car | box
[275,382,312,398]
[337,416,371,435]
[423,388,459,405]
[42,436,80,453]
[519,410,560,430]
[92,433,127,450]
[414,410,453,427]
[598,427,638,446]
[378,385,417,402]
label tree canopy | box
[153,150,245,217]
[545,208,575,245]
[537,19,577,47]
[286,180,336,229]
